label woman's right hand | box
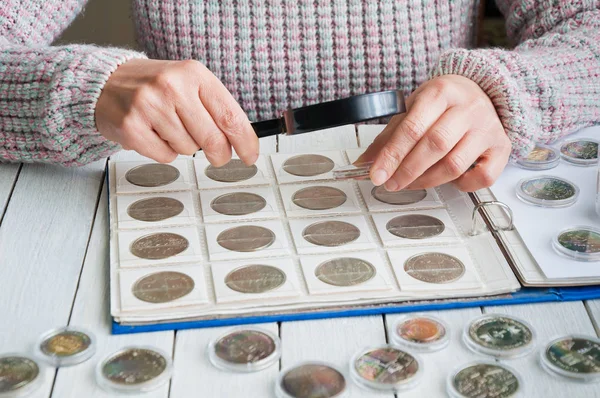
[95,59,258,166]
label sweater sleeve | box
[0,0,147,166]
[430,0,600,159]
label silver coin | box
[371,186,428,205]
[282,154,336,177]
[129,232,189,260]
[132,271,195,303]
[214,330,276,365]
[0,356,39,393]
[404,253,465,284]
[225,264,286,293]
[210,192,267,216]
[302,220,361,247]
[281,364,346,398]
[125,164,180,187]
[205,159,258,182]
[216,225,276,252]
[453,363,520,398]
[292,186,347,210]
[102,348,168,385]
[386,214,445,239]
[315,257,376,286]
[126,197,185,222]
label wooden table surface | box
[1,125,599,398]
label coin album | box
[108,147,527,327]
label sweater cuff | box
[46,47,147,166]
[430,49,537,160]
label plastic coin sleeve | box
[0,353,45,398]
[275,361,348,398]
[356,180,443,212]
[115,190,199,229]
[349,345,423,392]
[96,346,173,394]
[199,186,281,223]
[333,162,373,181]
[514,144,560,170]
[515,175,579,208]
[270,150,347,184]
[552,225,600,262]
[114,159,194,194]
[391,314,450,352]
[559,138,599,166]
[193,155,272,189]
[207,327,281,372]
[539,334,600,382]
[278,181,362,218]
[447,361,523,398]
[463,314,536,359]
[34,327,96,367]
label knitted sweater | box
[1,1,599,166]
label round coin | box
[127,197,185,222]
[100,347,170,389]
[352,346,421,391]
[129,232,189,260]
[302,220,360,247]
[225,264,286,294]
[282,154,336,177]
[397,317,447,345]
[543,335,600,379]
[518,176,577,203]
[557,227,600,254]
[527,145,558,162]
[132,271,195,304]
[466,315,534,358]
[0,355,40,394]
[217,225,276,252]
[292,186,347,210]
[214,330,277,365]
[40,330,91,358]
[279,363,346,398]
[560,139,599,162]
[125,164,180,187]
[210,192,267,216]
[205,159,258,182]
[315,257,376,287]
[450,363,520,398]
[371,186,428,206]
[404,253,465,284]
[386,214,445,239]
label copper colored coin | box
[210,192,267,216]
[127,197,185,222]
[371,186,428,205]
[386,214,445,239]
[132,271,195,303]
[302,220,360,247]
[404,253,465,284]
[217,225,276,252]
[282,154,336,177]
[315,257,376,287]
[397,317,446,344]
[292,186,347,210]
[125,164,180,187]
[130,232,189,260]
[281,363,346,398]
[41,330,92,357]
[205,159,258,182]
[225,264,286,294]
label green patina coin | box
[557,228,600,254]
[520,177,576,201]
[468,315,533,352]
[0,356,40,393]
[545,337,600,376]
[453,363,520,398]
[560,140,598,161]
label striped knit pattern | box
[1,0,600,165]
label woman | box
[1,0,599,192]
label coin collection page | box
[108,148,520,325]
[487,126,600,283]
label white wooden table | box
[1,125,599,398]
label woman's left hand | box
[358,75,512,192]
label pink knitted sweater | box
[1,1,599,166]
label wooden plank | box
[0,161,106,397]
[280,317,391,398]
[482,302,599,397]
[52,184,173,398]
[584,299,600,336]
[385,308,483,397]
[0,164,21,223]
[278,125,358,152]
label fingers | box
[127,126,178,163]
[386,107,469,191]
[369,90,448,187]
[355,115,404,165]
[197,66,258,165]
[150,104,201,156]
[452,145,510,192]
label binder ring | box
[470,201,514,236]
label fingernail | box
[371,169,388,186]
[385,180,399,192]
